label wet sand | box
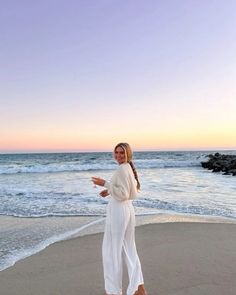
[0,222,236,295]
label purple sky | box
[1,0,236,152]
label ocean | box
[0,150,236,271]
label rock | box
[201,153,236,176]
[223,172,230,175]
[228,169,236,176]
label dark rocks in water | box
[201,153,236,176]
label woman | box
[92,143,147,295]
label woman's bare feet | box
[134,284,148,295]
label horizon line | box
[1,147,236,155]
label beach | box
[1,151,236,294]
[2,0,236,292]
[1,221,236,295]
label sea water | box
[0,151,236,271]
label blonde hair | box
[114,143,140,190]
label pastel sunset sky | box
[1,0,236,153]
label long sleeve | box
[104,163,137,202]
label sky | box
[0,0,236,153]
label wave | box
[1,196,235,220]
[0,163,115,174]
[0,159,202,175]
[0,192,107,218]
[134,198,236,220]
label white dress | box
[103,163,144,295]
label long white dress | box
[103,163,144,295]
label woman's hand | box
[91,177,105,187]
[99,189,109,198]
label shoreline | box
[0,221,236,295]
[0,212,236,273]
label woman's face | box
[114,146,126,165]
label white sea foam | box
[0,216,105,272]
[0,151,208,174]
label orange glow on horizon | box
[1,129,236,153]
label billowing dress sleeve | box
[104,164,136,201]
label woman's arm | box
[104,167,130,201]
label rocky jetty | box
[201,153,236,176]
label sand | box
[0,222,236,295]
